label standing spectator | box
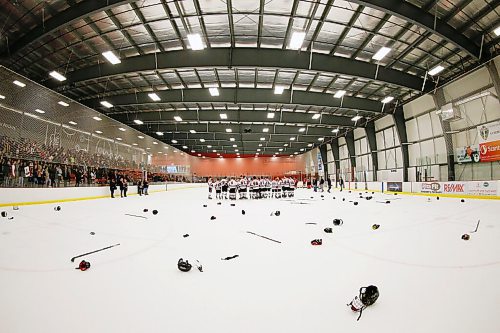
[143,179,149,195]
[119,177,126,197]
[110,178,117,198]
[137,179,143,196]
[319,177,325,192]
[75,168,81,187]
[56,165,62,187]
[327,177,332,193]
[339,177,344,192]
[312,177,318,192]
[63,165,69,187]
[44,166,51,187]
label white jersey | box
[228,180,237,189]
[289,178,295,189]
[208,179,214,188]
[239,178,247,189]
[265,179,271,189]
[259,179,266,189]
[271,180,278,189]
[214,181,222,190]
[252,179,260,189]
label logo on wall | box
[421,182,441,193]
[479,126,489,141]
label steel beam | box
[53,48,425,91]
[392,105,409,181]
[84,88,385,113]
[348,0,481,58]
[364,122,378,181]
[329,140,341,184]
[344,131,357,168]
[432,88,455,181]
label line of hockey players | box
[208,176,297,200]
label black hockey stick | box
[70,243,120,262]
[125,213,147,219]
[221,255,239,260]
[246,231,282,244]
[470,220,480,233]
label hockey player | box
[221,176,228,199]
[251,177,260,199]
[214,178,222,199]
[271,178,279,198]
[347,285,379,321]
[238,176,248,199]
[207,177,214,199]
[259,177,267,199]
[265,177,272,198]
[277,177,284,199]
[289,177,296,197]
[228,177,238,200]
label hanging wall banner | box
[317,151,324,175]
[477,121,500,162]
[456,145,480,163]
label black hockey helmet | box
[360,285,379,306]
[178,258,192,272]
[333,218,343,226]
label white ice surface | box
[1,188,499,333]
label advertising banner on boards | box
[417,181,497,196]
[478,121,500,162]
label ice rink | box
[1,186,499,333]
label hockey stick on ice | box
[246,231,282,244]
[470,220,480,233]
[70,243,120,262]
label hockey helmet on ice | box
[360,285,379,306]
[178,258,192,272]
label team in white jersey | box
[207,176,296,200]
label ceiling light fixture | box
[274,86,284,94]
[49,71,66,81]
[182,146,188,149]
[13,80,26,87]
[267,112,275,119]
[219,113,227,119]
[351,115,362,121]
[209,87,220,96]
[495,26,500,36]
[289,31,306,50]
[118,127,126,132]
[312,114,321,120]
[93,116,102,121]
[381,96,394,104]
[226,128,232,132]
[0,95,5,99]
[372,46,391,61]
[138,135,144,139]
[68,121,77,125]
[148,93,161,101]
[200,138,205,142]
[263,128,269,132]
[153,142,158,145]
[35,109,45,114]
[116,138,122,141]
[260,137,265,141]
[58,101,69,107]
[190,129,196,133]
[332,128,340,133]
[102,51,121,64]
[100,101,113,108]
[95,130,103,134]
[187,33,204,50]
[428,65,445,76]
[134,119,144,125]
[318,137,324,141]
[299,128,305,132]
[174,116,183,121]
[156,131,163,136]
[334,90,346,98]
[229,137,235,141]
[171,139,178,144]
